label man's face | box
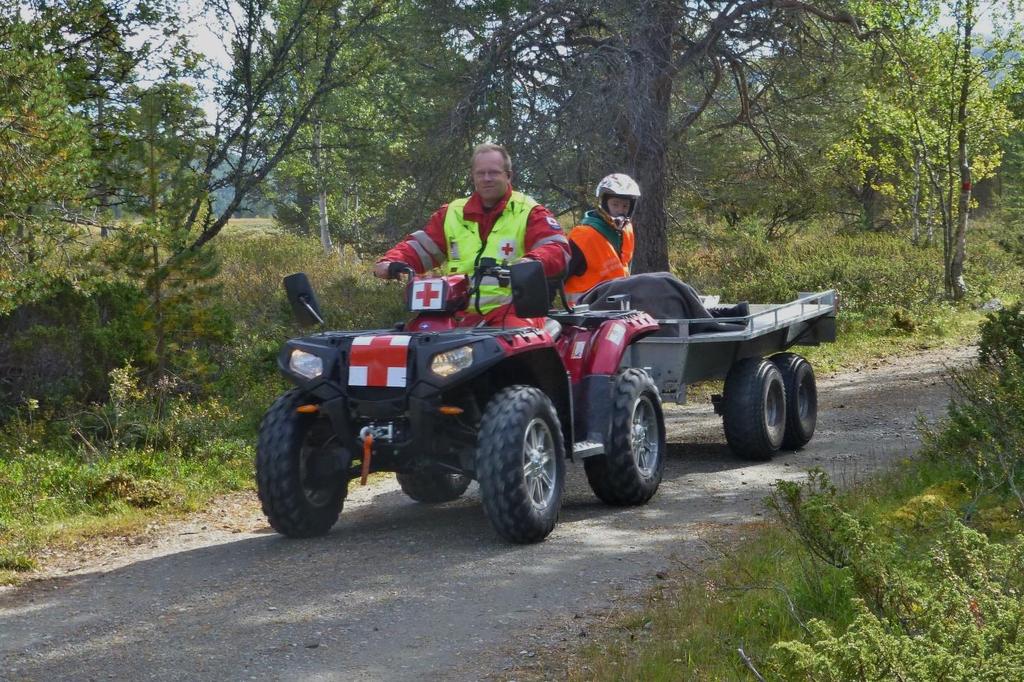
[472,151,510,207]
[606,196,632,218]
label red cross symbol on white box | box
[348,335,410,387]
[411,280,443,310]
[499,239,516,259]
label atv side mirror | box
[283,273,325,327]
[510,260,549,318]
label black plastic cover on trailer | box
[577,272,746,334]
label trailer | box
[557,289,837,460]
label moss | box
[888,481,971,528]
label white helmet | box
[595,173,641,220]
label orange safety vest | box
[564,223,635,297]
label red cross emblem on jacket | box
[348,335,410,387]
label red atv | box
[257,259,665,543]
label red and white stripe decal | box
[348,335,410,387]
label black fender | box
[457,347,573,458]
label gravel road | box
[0,346,972,681]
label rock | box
[980,298,1002,311]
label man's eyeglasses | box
[473,170,507,179]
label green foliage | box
[674,225,944,314]
[62,363,243,456]
[923,304,1024,519]
[0,12,95,314]
[673,219,1022,345]
[978,302,1024,368]
[100,223,234,385]
[0,279,149,408]
[769,480,1024,681]
[211,232,405,427]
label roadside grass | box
[0,441,253,583]
[798,303,985,373]
[562,455,1019,681]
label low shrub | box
[768,473,1024,681]
[0,279,148,409]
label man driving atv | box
[374,143,570,327]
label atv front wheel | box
[584,369,665,505]
[257,390,347,537]
[396,470,471,503]
[476,386,565,544]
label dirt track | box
[0,346,971,681]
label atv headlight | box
[288,349,324,379]
[431,345,474,377]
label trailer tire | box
[584,369,665,505]
[722,358,786,461]
[476,386,565,544]
[257,390,346,537]
[770,352,817,449]
[396,470,471,504]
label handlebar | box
[473,257,511,288]
[387,261,417,281]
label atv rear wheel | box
[476,385,565,544]
[257,390,347,537]
[396,470,471,503]
[584,369,665,505]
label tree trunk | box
[313,118,333,254]
[911,151,922,245]
[949,1,974,301]
[926,201,935,245]
[625,1,678,274]
[151,242,166,385]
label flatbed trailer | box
[623,289,837,403]
[570,289,837,460]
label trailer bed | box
[622,290,836,402]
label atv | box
[256,259,666,543]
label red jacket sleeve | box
[378,205,449,273]
[523,205,571,278]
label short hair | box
[471,143,512,174]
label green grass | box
[220,217,279,237]
[0,440,254,582]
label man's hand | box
[374,260,414,280]
[374,260,393,279]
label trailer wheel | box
[770,352,817,449]
[722,358,786,461]
[257,389,347,537]
[396,470,471,504]
[476,386,565,544]
[584,369,665,505]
